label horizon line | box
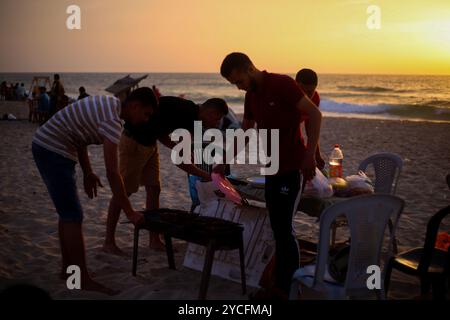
[1,71,450,77]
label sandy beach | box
[0,100,449,300]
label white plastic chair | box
[358,152,403,194]
[330,152,403,251]
[290,194,404,300]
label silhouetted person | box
[50,74,65,115]
[16,83,26,100]
[78,86,90,100]
[295,68,325,170]
[152,85,161,99]
[37,86,50,124]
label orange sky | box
[1,0,449,74]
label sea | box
[1,73,450,123]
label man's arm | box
[103,138,143,225]
[77,146,103,199]
[159,134,211,181]
[212,118,255,174]
[296,96,322,181]
[78,146,93,175]
[158,135,177,149]
[305,121,325,170]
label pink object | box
[211,173,242,204]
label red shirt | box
[244,71,306,175]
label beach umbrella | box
[105,74,148,96]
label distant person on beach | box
[27,92,38,123]
[295,68,325,170]
[16,83,26,100]
[103,95,229,254]
[6,83,14,100]
[32,88,156,295]
[50,74,65,115]
[13,83,19,100]
[0,81,6,100]
[152,85,161,99]
[78,86,90,100]
[219,52,322,299]
[37,86,50,124]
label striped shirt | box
[33,95,123,162]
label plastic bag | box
[303,168,334,198]
[344,171,374,196]
[196,180,224,204]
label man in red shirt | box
[296,68,325,170]
[220,53,322,297]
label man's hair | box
[79,86,86,93]
[39,86,46,93]
[220,52,253,78]
[202,98,229,115]
[54,74,60,80]
[124,87,157,109]
[295,69,318,86]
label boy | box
[32,87,156,294]
[104,96,229,254]
[295,69,325,170]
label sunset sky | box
[1,0,449,74]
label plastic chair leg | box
[420,276,431,295]
[388,219,398,254]
[164,234,176,270]
[330,222,337,247]
[383,258,394,297]
[431,276,447,300]
[198,241,215,299]
[132,228,140,276]
[238,235,247,295]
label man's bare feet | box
[60,270,99,280]
[127,211,145,226]
[102,243,130,257]
[149,233,166,251]
[82,277,120,296]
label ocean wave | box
[321,100,390,114]
[420,99,450,108]
[320,99,450,122]
[336,85,415,94]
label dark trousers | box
[265,170,303,293]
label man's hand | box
[212,164,226,176]
[301,153,317,182]
[127,211,145,226]
[201,172,212,182]
[316,153,326,171]
[83,172,103,199]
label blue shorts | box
[32,142,83,223]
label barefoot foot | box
[81,278,120,296]
[102,243,129,257]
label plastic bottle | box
[329,144,343,178]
